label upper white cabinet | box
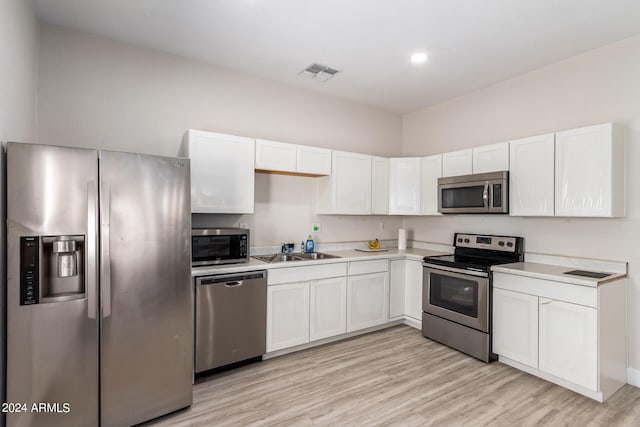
[509,133,555,216]
[389,158,422,215]
[297,144,332,175]
[472,142,509,173]
[420,154,442,215]
[255,139,331,175]
[183,129,255,214]
[317,151,372,214]
[371,156,390,215]
[555,123,626,217]
[442,149,473,177]
[255,139,297,172]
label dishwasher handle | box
[197,270,267,287]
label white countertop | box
[191,248,450,277]
[492,262,627,287]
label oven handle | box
[422,263,489,278]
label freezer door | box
[99,151,192,427]
[6,142,100,427]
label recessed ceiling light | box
[410,52,428,64]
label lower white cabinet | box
[492,271,626,402]
[347,272,389,332]
[267,282,310,352]
[404,260,423,320]
[492,288,538,368]
[389,260,406,319]
[539,298,598,390]
[310,277,347,341]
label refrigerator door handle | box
[101,186,112,318]
[87,181,98,319]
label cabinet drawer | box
[348,259,389,275]
[268,262,347,285]
[493,273,597,308]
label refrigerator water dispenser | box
[20,235,86,305]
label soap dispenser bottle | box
[305,235,315,253]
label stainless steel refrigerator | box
[6,142,193,427]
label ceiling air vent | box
[298,63,341,82]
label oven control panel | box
[454,233,519,252]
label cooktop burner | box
[424,233,525,273]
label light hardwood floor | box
[145,325,640,426]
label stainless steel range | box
[422,233,524,362]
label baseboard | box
[402,316,421,330]
[628,367,640,387]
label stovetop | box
[423,233,525,273]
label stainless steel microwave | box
[192,228,250,266]
[438,171,509,214]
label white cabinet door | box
[371,156,390,215]
[389,259,406,319]
[539,298,598,390]
[421,154,442,215]
[389,158,421,215]
[404,260,423,320]
[509,133,555,216]
[493,288,539,368]
[326,151,372,214]
[555,123,625,217]
[297,145,331,175]
[309,277,347,341]
[473,142,509,173]
[255,139,297,172]
[267,282,310,352]
[184,130,255,213]
[347,272,389,332]
[442,149,473,177]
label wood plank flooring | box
[144,325,640,426]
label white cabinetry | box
[389,260,406,319]
[297,145,332,175]
[310,277,347,341]
[347,260,389,332]
[255,139,297,172]
[317,151,372,214]
[183,129,255,213]
[492,271,626,402]
[442,149,473,177]
[389,157,421,215]
[472,142,509,173]
[404,260,423,320]
[539,298,598,390]
[267,282,310,352]
[420,154,442,215]
[555,123,626,217]
[492,288,538,368]
[371,157,390,215]
[509,133,555,216]
[256,139,331,175]
[267,263,347,353]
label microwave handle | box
[483,184,489,208]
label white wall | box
[403,35,640,375]
[37,24,404,246]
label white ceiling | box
[34,0,640,113]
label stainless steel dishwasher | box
[195,270,267,373]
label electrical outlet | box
[311,223,321,233]
[379,222,385,231]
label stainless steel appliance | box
[6,142,193,427]
[438,171,509,214]
[422,233,524,362]
[192,228,249,266]
[195,270,267,373]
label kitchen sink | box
[252,252,340,263]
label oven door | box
[422,265,489,332]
